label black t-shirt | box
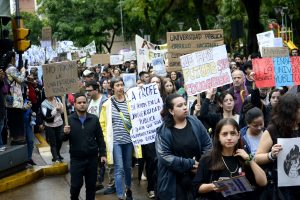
[171,121,200,160]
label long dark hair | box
[270,93,300,136]
[210,118,241,171]
[2,51,15,69]
[217,91,236,115]
[161,93,182,128]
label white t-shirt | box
[87,97,102,118]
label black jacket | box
[64,112,106,158]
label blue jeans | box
[24,121,34,159]
[0,118,4,146]
[113,143,133,198]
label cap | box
[83,69,94,77]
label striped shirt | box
[111,98,132,144]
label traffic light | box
[12,19,31,53]
[16,28,31,52]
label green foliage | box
[20,12,44,45]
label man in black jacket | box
[64,93,106,200]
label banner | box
[261,47,289,58]
[110,54,124,65]
[91,54,110,65]
[253,56,300,88]
[42,61,80,97]
[213,176,253,197]
[278,138,300,187]
[180,45,232,96]
[167,29,224,71]
[127,83,163,145]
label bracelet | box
[245,154,254,164]
[268,152,276,161]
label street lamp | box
[177,22,184,31]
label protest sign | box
[253,56,300,88]
[110,54,124,65]
[256,31,275,53]
[42,27,52,41]
[213,176,253,197]
[180,45,232,96]
[167,29,224,70]
[152,57,167,77]
[277,138,300,187]
[136,34,156,72]
[123,51,137,61]
[127,83,163,145]
[261,47,289,58]
[252,58,276,88]
[91,54,110,65]
[123,73,137,92]
[42,61,79,97]
[274,37,283,47]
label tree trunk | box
[193,0,207,30]
[241,0,263,54]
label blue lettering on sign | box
[273,57,294,87]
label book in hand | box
[213,175,253,197]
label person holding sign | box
[63,93,107,200]
[100,77,142,200]
[193,118,267,200]
[256,93,300,199]
[156,93,212,200]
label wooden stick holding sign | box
[62,95,69,126]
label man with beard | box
[64,93,106,200]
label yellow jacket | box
[100,97,142,164]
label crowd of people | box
[1,42,300,200]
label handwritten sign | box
[252,58,276,88]
[167,29,224,70]
[256,31,275,53]
[123,51,137,61]
[91,54,110,65]
[127,83,163,145]
[110,54,123,65]
[180,45,232,96]
[42,61,79,97]
[261,47,289,58]
[213,176,253,197]
[253,56,300,88]
[277,138,300,187]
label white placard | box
[277,137,300,187]
[180,45,232,96]
[110,54,124,65]
[123,51,137,61]
[123,73,137,92]
[213,176,253,197]
[256,31,275,53]
[152,57,166,77]
[127,83,163,145]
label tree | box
[39,0,123,53]
[21,12,44,45]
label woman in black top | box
[193,118,267,200]
[256,93,300,200]
[156,93,212,200]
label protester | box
[200,89,239,136]
[41,96,64,162]
[156,93,212,200]
[100,77,141,200]
[4,51,27,145]
[139,71,150,84]
[256,93,300,199]
[193,118,267,200]
[63,93,106,200]
[161,79,176,101]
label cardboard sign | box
[277,138,300,187]
[91,54,110,65]
[127,83,163,145]
[42,27,52,41]
[180,45,232,96]
[110,54,123,65]
[253,56,300,88]
[42,61,80,97]
[167,29,224,69]
[213,176,253,197]
[261,47,289,58]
